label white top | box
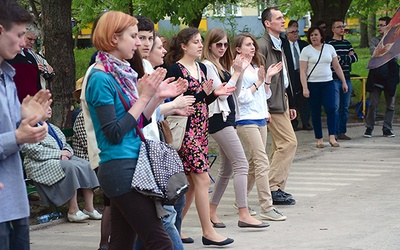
[236,66,272,121]
[270,34,289,88]
[142,59,160,141]
[202,60,243,122]
[299,44,337,82]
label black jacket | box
[366,58,399,97]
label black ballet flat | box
[211,219,226,228]
[181,237,194,244]
[202,236,234,246]
[238,220,270,228]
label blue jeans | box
[135,205,184,250]
[0,217,30,250]
[307,81,338,139]
[334,79,352,135]
[173,195,185,234]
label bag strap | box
[307,43,324,80]
[110,80,146,142]
[85,66,146,142]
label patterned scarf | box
[96,51,138,106]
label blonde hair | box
[201,28,233,78]
[92,11,138,52]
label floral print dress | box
[167,62,214,174]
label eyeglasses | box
[26,37,37,42]
[215,42,229,48]
[377,24,387,27]
[288,30,299,34]
[335,25,346,29]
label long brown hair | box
[164,27,200,66]
[201,28,233,78]
[232,33,263,67]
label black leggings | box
[109,190,172,250]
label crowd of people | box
[0,0,398,249]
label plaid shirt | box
[73,111,89,161]
[22,123,73,186]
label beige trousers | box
[237,124,273,212]
[268,98,298,192]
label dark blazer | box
[282,38,308,93]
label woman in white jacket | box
[233,33,286,221]
[201,28,268,228]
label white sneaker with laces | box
[260,208,287,221]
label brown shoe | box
[337,134,351,140]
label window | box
[213,3,241,17]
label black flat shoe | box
[181,237,194,244]
[238,220,269,228]
[211,219,226,228]
[202,236,234,246]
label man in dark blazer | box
[282,20,312,131]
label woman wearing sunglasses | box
[201,28,268,229]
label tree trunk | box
[368,12,376,43]
[41,0,75,129]
[359,14,368,48]
[308,0,353,38]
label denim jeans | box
[333,79,352,135]
[173,194,186,234]
[135,205,184,250]
[307,81,338,139]
[0,217,30,250]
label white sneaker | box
[68,210,90,222]
[83,209,103,220]
[260,208,286,221]
[233,203,257,216]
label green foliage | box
[74,47,96,80]
[279,0,310,19]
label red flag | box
[367,8,400,69]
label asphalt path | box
[29,124,400,250]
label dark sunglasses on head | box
[216,42,229,48]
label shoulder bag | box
[307,43,324,81]
[165,115,187,151]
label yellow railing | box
[350,76,368,117]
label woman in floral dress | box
[165,27,235,246]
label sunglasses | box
[216,42,229,48]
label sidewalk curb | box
[30,218,67,232]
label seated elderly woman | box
[22,107,102,222]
